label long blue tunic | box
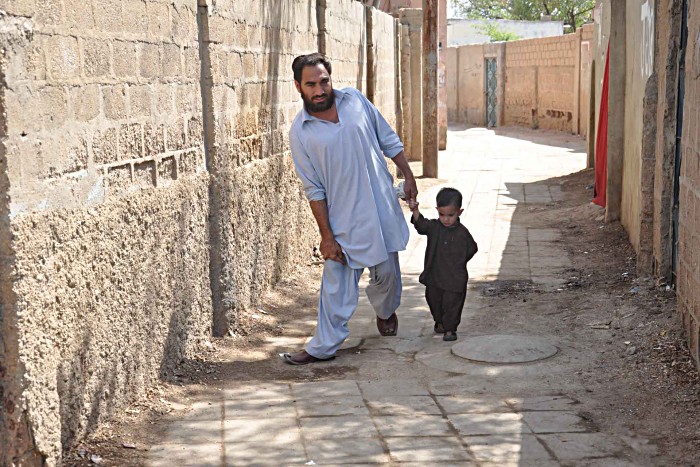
[289,88,409,269]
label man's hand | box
[403,176,418,204]
[320,236,346,264]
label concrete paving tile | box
[567,458,639,467]
[359,379,430,396]
[366,396,442,415]
[528,229,562,242]
[295,395,369,417]
[462,433,554,463]
[290,380,361,400]
[436,395,512,414]
[185,401,224,422]
[161,419,221,444]
[223,383,291,401]
[539,433,625,460]
[299,414,378,439]
[385,436,473,463]
[374,415,453,436]
[449,413,532,436]
[506,395,578,412]
[479,460,560,467]
[223,398,297,419]
[223,441,307,466]
[147,443,222,466]
[223,417,300,443]
[304,437,389,464]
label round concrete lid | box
[451,334,558,364]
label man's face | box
[295,63,335,112]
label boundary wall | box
[446,25,594,135]
[0,1,399,464]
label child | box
[409,188,478,341]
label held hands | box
[320,236,346,265]
[403,177,418,202]
[407,199,419,211]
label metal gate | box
[672,0,688,284]
[485,58,498,127]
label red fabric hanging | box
[593,42,610,208]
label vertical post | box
[366,6,375,102]
[572,29,582,135]
[317,0,327,55]
[422,0,439,178]
[587,60,596,168]
[399,23,412,164]
[438,0,448,149]
[606,0,626,222]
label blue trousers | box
[305,252,402,359]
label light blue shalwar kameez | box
[289,87,409,359]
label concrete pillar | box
[399,23,413,162]
[606,0,626,222]
[587,60,596,168]
[438,0,447,149]
[573,29,582,134]
[400,9,423,162]
[423,0,439,178]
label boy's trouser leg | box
[425,284,444,325]
[441,289,467,332]
[305,260,363,359]
[365,252,402,320]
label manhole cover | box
[451,334,558,364]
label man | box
[282,53,418,365]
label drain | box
[451,334,558,364]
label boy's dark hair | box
[436,187,462,208]
[292,53,332,83]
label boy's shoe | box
[434,322,445,334]
[443,331,457,342]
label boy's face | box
[437,205,463,228]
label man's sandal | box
[376,313,398,336]
[282,350,335,365]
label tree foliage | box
[478,22,521,41]
[450,0,595,31]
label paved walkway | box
[147,127,647,466]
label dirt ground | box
[64,168,700,466]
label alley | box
[74,126,700,466]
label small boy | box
[409,188,478,341]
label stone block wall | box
[0,0,401,464]
[0,2,210,463]
[202,0,319,334]
[326,0,367,90]
[676,0,700,364]
[371,8,398,129]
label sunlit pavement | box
[148,127,651,466]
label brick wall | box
[448,33,589,134]
[676,0,700,364]
[0,1,401,463]
[371,8,398,128]
[505,34,579,132]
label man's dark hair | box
[292,53,332,83]
[436,187,462,208]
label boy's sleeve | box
[410,213,432,235]
[465,229,478,262]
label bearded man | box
[282,53,418,365]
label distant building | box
[448,18,564,46]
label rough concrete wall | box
[505,35,579,132]
[621,0,655,254]
[326,0,367,91]
[446,47,459,121]
[0,1,210,463]
[203,0,318,334]
[371,8,398,129]
[676,0,700,365]
[447,19,565,46]
[593,0,612,146]
[456,44,485,125]
[652,0,683,279]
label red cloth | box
[593,43,610,208]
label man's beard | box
[303,89,335,112]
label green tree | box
[450,0,595,31]
[478,22,522,41]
